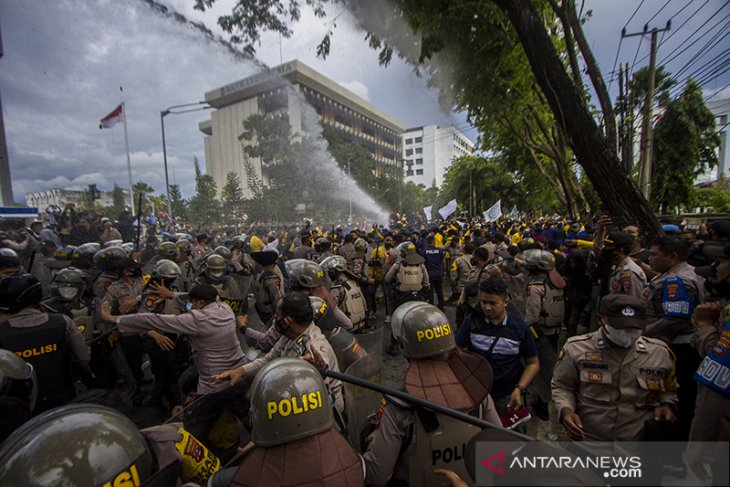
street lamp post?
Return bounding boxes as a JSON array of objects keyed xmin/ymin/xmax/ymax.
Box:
[{"xmin": 160, "ymin": 101, "xmax": 211, "ymax": 225}]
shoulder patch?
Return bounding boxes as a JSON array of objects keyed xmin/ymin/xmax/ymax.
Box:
[
  {"xmin": 641, "ymin": 336, "xmax": 671, "ymax": 349},
  {"xmin": 565, "ymin": 333, "xmax": 592, "ymax": 344}
]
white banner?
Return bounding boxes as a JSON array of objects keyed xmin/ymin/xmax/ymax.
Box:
[
  {"xmin": 483, "ymin": 199, "xmax": 502, "ymax": 222},
  {"xmin": 438, "ymin": 199, "xmax": 457, "ymax": 220},
  {"xmin": 423, "ymin": 206, "xmax": 433, "ymax": 222}
]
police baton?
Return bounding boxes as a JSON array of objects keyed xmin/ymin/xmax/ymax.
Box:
[{"xmin": 320, "ymin": 368, "xmax": 534, "ymax": 442}]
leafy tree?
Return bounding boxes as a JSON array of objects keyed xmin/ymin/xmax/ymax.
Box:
[
  {"xmin": 168, "ymin": 184, "xmax": 187, "ymax": 221},
  {"xmin": 111, "ymin": 183, "xmax": 128, "ymax": 217},
  {"xmin": 188, "ymin": 156, "xmax": 221, "ymax": 228},
  {"xmin": 651, "ymin": 79, "xmax": 720, "ymax": 213},
  {"xmin": 696, "ymin": 177, "xmax": 730, "ymax": 213},
  {"xmin": 199, "ymin": 0, "xmax": 663, "ymax": 235},
  {"xmin": 132, "ymin": 181, "xmax": 155, "ymax": 210},
  {"xmin": 221, "ymin": 172, "xmax": 246, "ymax": 225}
]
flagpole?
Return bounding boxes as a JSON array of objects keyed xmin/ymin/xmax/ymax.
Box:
[{"xmin": 120, "ymin": 87, "xmax": 135, "ymax": 214}]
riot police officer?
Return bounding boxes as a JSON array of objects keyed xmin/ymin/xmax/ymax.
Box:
[
  {"xmin": 522, "ymin": 248, "xmax": 565, "ymax": 419},
  {"xmin": 251, "ymin": 249, "xmax": 284, "ymax": 324},
  {"xmin": 384, "ymin": 242, "xmax": 430, "ymax": 310},
  {"xmin": 0, "ymin": 273, "xmax": 90, "ymax": 414},
  {"xmin": 40, "ymin": 267, "xmax": 93, "ymax": 340},
  {"xmin": 363, "ymin": 302, "xmax": 500, "ymax": 486},
  {"xmin": 208, "ymin": 358, "xmax": 363, "ymax": 487},
  {"xmin": 175, "ymin": 238, "xmax": 198, "ymax": 292},
  {"xmin": 321, "ymin": 255, "xmax": 368, "ymax": 331},
  {"xmin": 197, "ymin": 254, "xmax": 246, "ymax": 316}
]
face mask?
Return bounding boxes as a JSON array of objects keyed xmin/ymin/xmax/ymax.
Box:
[
  {"xmin": 600, "ymin": 248, "xmax": 617, "ymax": 262},
  {"xmin": 603, "ymin": 324, "xmax": 642, "ymax": 348},
  {"xmin": 58, "ymin": 286, "xmax": 78, "ymax": 300},
  {"xmin": 208, "ymin": 271, "xmax": 225, "ymax": 280}
]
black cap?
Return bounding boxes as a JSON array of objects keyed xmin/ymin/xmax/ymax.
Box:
[
  {"xmin": 599, "ymin": 294, "xmax": 646, "ymax": 329},
  {"xmin": 604, "ymin": 231, "xmax": 634, "ymax": 249},
  {"xmin": 189, "ymin": 284, "xmax": 218, "ymax": 301},
  {"xmin": 115, "ymin": 257, "xmax": 140, "ymax": 270},
  {"xmin": 710, "ymin": 220, "xmax": 730, "ymax": 239}
]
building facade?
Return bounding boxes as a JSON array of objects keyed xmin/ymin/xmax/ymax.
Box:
[
  {"xmin": 200, "ymin": 60, "xmax": 405, "ymax": 197},
  {"xmin": 695, "ymin": 97, "xmax": 729, "ymax": 185},
  {"xmin": 402, "ymin": 125, "xmax": 474, "ymax": 188},
  {"xmin": 25, "ymin": 188, "xmax": 130, "ymax": 211}
]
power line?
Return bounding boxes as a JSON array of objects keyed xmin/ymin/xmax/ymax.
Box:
[
  {"xmin": 624, "ymin": 0, "xmax": 647, "ymax": 28},
  {"xmin": 706, "ymin": 82, "xmax": 730, "ymax": 101},
  {"xmin": 647, "ymin": 0, "xmax": 672, "ymax": 23},
  {"xmin": 629, "ymin": 34, "xmax": 645, "ymax": 78},
  {"xmin": 659, "ymin": 10, "xmax": 730, "ymax": 66},
  {"xmin": 672, "ymin": 49, "xmax": 730, "ymax": 91},
  {"xmin": 667, "ymin": 20, "xmax": 730, "ymax": 81}
]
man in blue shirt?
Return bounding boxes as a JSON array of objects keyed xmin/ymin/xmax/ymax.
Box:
[
  {"xmin": 421, "ymin": 234, "xmax": 446, "ymax": 309},
  {"xmin": 456, "ymin": 277, "xmax": 540, "ymax": 415}
]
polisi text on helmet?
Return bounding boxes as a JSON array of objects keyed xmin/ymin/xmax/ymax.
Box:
[
  {"xmin": 416, "ymin": 323, "xmax": 452, "ymax": 342},
  {"xmin": 267, "ymin": 391, "xmax": 323, "ymax": 420}
]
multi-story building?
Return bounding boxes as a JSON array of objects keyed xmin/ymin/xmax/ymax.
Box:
[
  {"xmin": 25, "ymin": 188, "xmax": 130, "ymax": 211},
  {"xmin": 402, "ymin": 125, "xmax": 475, "ymax": 188},
  {"xmin": 695, "ymin": 97, "xmax": 729, "ymax": 185},
  {"xmin": 200, "ymin": 60, "xmax": 405, "ymax": 197}
]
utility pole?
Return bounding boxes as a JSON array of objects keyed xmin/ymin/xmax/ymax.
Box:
[
  {"xmin": 623, "ymin": 21, "xmax": 670, "ymax": 200},
  {"xmin": 618, "ymin": 63, "xmax": 626, "ymax": 170},
  {"xmin": 347, "ymin": 158, "xmax": 353, "ymax": 224},
  {"xmin": 625, "ymin": 62, "xmax": 634, "ymax": 173}
]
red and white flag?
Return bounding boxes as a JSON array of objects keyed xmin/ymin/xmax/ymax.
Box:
[{"xmin": 99, "ymin": 103, "xmax": 124, "ymax": 129}]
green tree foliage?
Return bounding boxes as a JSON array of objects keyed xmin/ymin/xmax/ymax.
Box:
[
  {"xmin": 188, "ymin": 156, "xmax": 221, "ymax": 227},
  {"xmin": 221, "ymin": 171, "xmax": 246, "ymax": 225},
  {"xmin": 168, "ymin": 184, "xmax": 187, "ymax": 221},
  {"xmin": 111, "ymin": 183, "xmax": 128, "ymax": 217},
  {"xmin": 132, "ymin": 181, "xmax": 155, "ymax": 210},
  {"xmin": 696, "ymin": 177, "xmax": 730, "ymax": 213},
  {"xmin": 651, "ymin": 80, "xmax": 720, "ymax": 213}
]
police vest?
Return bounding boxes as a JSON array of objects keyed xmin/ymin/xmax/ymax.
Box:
[
  {"xmin": 397, "ymin": 264, "xmax": 424, "ymax": 292},
  {"xmin": 661, "ymin": 276, "xmax": 694, "ymax": 319},
  {"xmin": 0, "ymin": 314, "xmax": 74, "ymax": 412},
  {"xmin": 531, "ymin": 277, "xmax": 565, "ymax": 330},
  {"xmin": 254, "ymin": 270, "xmax": 280, "ymax": 317},
  {"xmin": 340, "ymin": 278, "xmax": 367, "ymax": 328},
  {"xmin": 407, "ymin": 408, "xmax": 481, "ymax": 487},
  {"xmin": 694, "ymin": 319, "xmax": 730, "ymax": 397}
]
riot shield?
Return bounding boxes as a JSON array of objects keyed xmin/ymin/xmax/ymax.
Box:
[
  {"xmin": 353, "ymin": 324, "xmax": 385, "ymax": 355},
  {"xmin": 343, "ymin": 354, "xmax": 383, "ymax": 452}
]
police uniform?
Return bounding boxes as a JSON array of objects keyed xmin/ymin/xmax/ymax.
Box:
[
  {"xmin": 384, "ymin": 257, "xmax": 430, "ymax": 308},
  {"xmin": 609, "ymin": 255, "xmax": 647, "ymax": 300},
  {"xmin": 330, "ymin": 276, "xmax": 368, "ymax": 330},
  {"xmin": 253, "ymin": 269, "xmax": 283, "ymax": 324},
  {"xmin": 552, "ymin": 332, "xmax": 678, "ymax": 441},
  {"xmin": 450, "ymin": 254, "xmax": 473, "ymax": 297},
  {"xmin": 0, "ymin": 308, "xmax": 90, "ymax": 413},
  {"xmin": 197, "ymin": 275, "xmax": 247, "ymax": 316},
  {"xmin": 364, "ymin": 349, "xmax": 500, "ymax": 486},
  {"xmin": 524, "ymin": 273, "xmax": 565, "ymax": 339}
]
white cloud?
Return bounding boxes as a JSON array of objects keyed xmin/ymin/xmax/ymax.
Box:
[{"xmin": 339, "ymin": 80, "xmax": 370, "ymax": 101}]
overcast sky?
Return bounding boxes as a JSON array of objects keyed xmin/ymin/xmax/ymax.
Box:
[{"xmin": 1, "ymin": 0, "xmax": 728, "ymax": 205}]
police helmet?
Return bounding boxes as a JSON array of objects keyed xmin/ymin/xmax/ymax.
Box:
[
  {"xmin": 285, "ymin": 259, "xmax": 325, "ymax": 289},
  {"xmin": 0, "ymin": 349, "xmax": 37, "ymax": 414},
  {"xmin": 523, "ymin": 249, "xmax": 556, "ymax": 271},
  {"xmin": 320, "ymin": 255, "xmax": 348, "ymax": 277},
  {"xmin": 398, "ymin": 241, "xmax": 416, "ymax": 257},
  {"xmin": 93, "ymin": 246, "xmax": 127, "ymax": 270},
  {"xmin": 102, "ymin": 239, "xmax": 123, "ymax": 248},
  {"xmin": 176, "ymin": 239, "xmax": 193, "ymax": 254},
  {"xmin": 158, "ymin": 241, "xmax": 179, "ymax": 260},
  {"xmin": 54, "ymin": 245, "xmax": 76, "ymax": 262},
  {"xmin": 354, "ymin": 238, "xmax": 368, "ymax": 253},
  {"xmin": 205, "ymin": 254, "xmax": 227, "ymax": 280},
  {"xmin": 308, "ymin": 295, "xmax": 328, "ymax": 325},
  {"xmin": 391, "ymin": 302, "xmax": 455, "ymax": 359},
  {"xmin": 213, "ymin": 246, "xmax": 232, "ymax": 261},
  {"xmin": 0, "ymin": 248, "xmax": 21, "ymax": 269},
  {"xmin": 249, "ymin": 358, "xmax": 334, "ymax": 447},
  {"xmin": 173, "ymin": 232, "xmax": 190, "ymax": 242},
  {"xmin": 71, "ymin": 242, "xmax": 101, "ymax": 269},
  {"xmin": 0, "ymin": 404, "xmax": 156, "ymax": 486},
  {"xmin": 315, "ymin": 237, "xmax": 331, "ymax": 252},
  {"xmin": 120, "ymin": 242, "xmax": 136, "ymax": 255},
  {"xmin": 0, "ymin": 273, "xmax": 43, "ymax": 314},
  {"xmin": 232, "ymin": 235, "xmax": 249, "ymax": 252},
  {"xmin": 152, "ymin": 259, "xmax": 181, "ymax": 282},
  {"xmin": 51, "ymin": 268, "xmax": 86, "ymax": 301}
]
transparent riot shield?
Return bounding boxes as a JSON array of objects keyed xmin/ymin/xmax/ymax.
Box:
[
  {"xmin": 343, "ymin": 354, "xmax": 384, "ymax": 452},
  {"xmin": 353, "ymin": 324, "xmax": 385, "ymax": 356}
]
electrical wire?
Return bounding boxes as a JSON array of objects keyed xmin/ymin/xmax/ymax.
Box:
[
  {"xmin": 647, "ymin": 0, "xmax": 672, "ymax": 23},
  {"xmin": 659, "ymin": 11, "xmax": 730, "ymax": 66}
]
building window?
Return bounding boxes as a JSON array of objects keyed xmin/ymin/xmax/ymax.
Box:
[
  {"xmin": 406, "ymin": 170, "xmax": 414, "ymax": 176},
  {"xmin": 415, "ymin": 136, "xmax": 423, "ymax": 143},
  {"xmin": 405, "ymin": 149, "xmax": 413, "ymax": 156},
  {"xmin": 416, "ymin": 169, "xmax": 423, "ymax": 175},
  {"xmin": 415, "ymin": 158, "xmax": 423, "ymax": 165},
  {"xmin": 405, "ymin": 138, "xmax": 413, "ymax": 144},
  {"xmin": 415, "ymin": 147, "xmax": 422, "ymax": 154}
]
